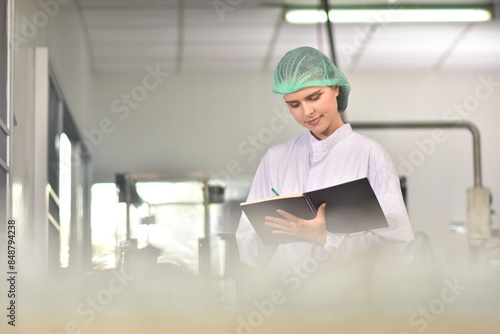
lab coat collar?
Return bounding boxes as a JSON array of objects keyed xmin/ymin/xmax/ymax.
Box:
[{"xmin": 308, "ymin": 123, "xmax": 353, "ymax": 153}]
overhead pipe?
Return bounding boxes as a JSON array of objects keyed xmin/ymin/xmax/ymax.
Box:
[{"xmin": 321, "ymin": 0, "xmax": 337, "ymax": 65}]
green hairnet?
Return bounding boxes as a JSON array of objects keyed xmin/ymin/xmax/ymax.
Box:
[{"xmin": 272, "ymin": 46, "xmax": 351, "ymax": 112}]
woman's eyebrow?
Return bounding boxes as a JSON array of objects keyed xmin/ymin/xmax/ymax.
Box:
[{"xmin": 284, "ymin": 89, "xmax": 322, "ymax": 103}]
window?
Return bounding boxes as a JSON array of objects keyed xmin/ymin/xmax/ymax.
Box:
[
  {"xmin": 133, "ymin": 181, "xmax": 206, "ymax": 273},
  {"xmin": 90, "ymin": 183, "xmax": 126, "ymax": 270},
  {"xmin": 47, "ymin": 72, "xmax": 90, "ymax": 272},
  {"xmin": 91, "ymin": 180, "xmax": 207, "ymax": 274}
]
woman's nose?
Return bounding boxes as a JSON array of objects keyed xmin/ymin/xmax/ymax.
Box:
[{"xmin": 304, "ymin": 103, "xmax": 315, "ymax": 116}]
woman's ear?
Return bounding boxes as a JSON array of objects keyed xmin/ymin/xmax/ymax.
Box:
[{"xmin": 331, "ymin": 86, "xmax": 340, "ymax": 96}]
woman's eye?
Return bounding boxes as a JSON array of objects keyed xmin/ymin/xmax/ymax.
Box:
[
  {"xmin": 310, "ymin": 95, "xmax": 321, "ymax": 101},
  {"xmin": 290, "ymin": 103, "xmax": 300, "ymax": 108}
]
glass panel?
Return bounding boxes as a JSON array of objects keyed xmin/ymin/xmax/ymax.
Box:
[
  {"xmin": 47, "ymin": 220, "xmax": 61, "ymax": 272},
  {"xmin": 0, "ymin": 127, "xmax": 6, "ymax": 163},
  {"xmin": 48, "ymin": 81, "xmax": 59, "ymax": 196},
  {"xmin": 47, "ymin": 194, "xmax": 59, "ymax": 225},
  {"xmin": 0, "ymin": 168, "xmax": 6, "ymax": 231},
  {"xmin": 59, "ymin": 133, "xmax": 71, "ymax": 268}
]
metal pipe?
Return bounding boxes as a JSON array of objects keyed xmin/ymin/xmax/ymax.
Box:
[
  {"xmin": 350, "ymin": 120, "xmax": 482, "ymax": 187},
  {"xmin": 321, "ymin": 0, "xmax": 337, "ymax": 64}
]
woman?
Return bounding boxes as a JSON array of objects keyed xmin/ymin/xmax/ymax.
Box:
[{"xmin": 236, "ymin": 46, "xmax": 414, "ymax": 271}]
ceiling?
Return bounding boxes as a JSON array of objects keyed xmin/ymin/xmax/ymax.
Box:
[{"xmin": 76, "ymin": 0, "xmax": 500, "ymax": 73}]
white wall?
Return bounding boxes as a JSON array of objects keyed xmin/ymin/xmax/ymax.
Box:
[
  {"xmin": 91, "ymin": 69, "xmax": 500, "ymax": 267},
  {"xmin": 91, "ymin": 70, "xmax": 301, "ymax": 181}
]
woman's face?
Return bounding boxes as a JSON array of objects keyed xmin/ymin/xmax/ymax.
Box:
[{"xmin": 284, "ymin": 86, "xmax": 343, "ymax": 140}]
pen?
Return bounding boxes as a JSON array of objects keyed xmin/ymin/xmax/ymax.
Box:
[{"xmin": 271, "ymin": 188, "xmax": 280, "ymax": 196}]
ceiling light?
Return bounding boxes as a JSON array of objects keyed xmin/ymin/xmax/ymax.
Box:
[{"xmin": 285, "ymin": 8, "xmax": 493, "ymax": 24}]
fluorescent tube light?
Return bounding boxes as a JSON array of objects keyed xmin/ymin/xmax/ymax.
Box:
[{"xmin": 285, "ymin": 8, "xmax": 492, "ymax": 24}]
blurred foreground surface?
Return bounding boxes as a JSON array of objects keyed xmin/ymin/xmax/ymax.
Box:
[{"xmin": 2, "ymin": 250, "xmax": 499, "ymax": 334}]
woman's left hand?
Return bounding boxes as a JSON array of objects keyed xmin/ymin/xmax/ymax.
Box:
[{"xmin": 264, "ymin": 203, "xmax": 327, "ymax": 246}]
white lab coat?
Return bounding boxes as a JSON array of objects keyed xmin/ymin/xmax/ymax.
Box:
[{"xmin": 236, "ymin": 124, "xmax": 414, "ymax": 270}]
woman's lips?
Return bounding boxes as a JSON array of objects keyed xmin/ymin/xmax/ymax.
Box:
[{"xmin": 307, "ymin": 116, "xmax": 322, "ymax": 125}]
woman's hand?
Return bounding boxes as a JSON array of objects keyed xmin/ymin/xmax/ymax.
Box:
[{"xmin": 264, "ymin": 203, "xmax": 327, "ymax": 246}]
